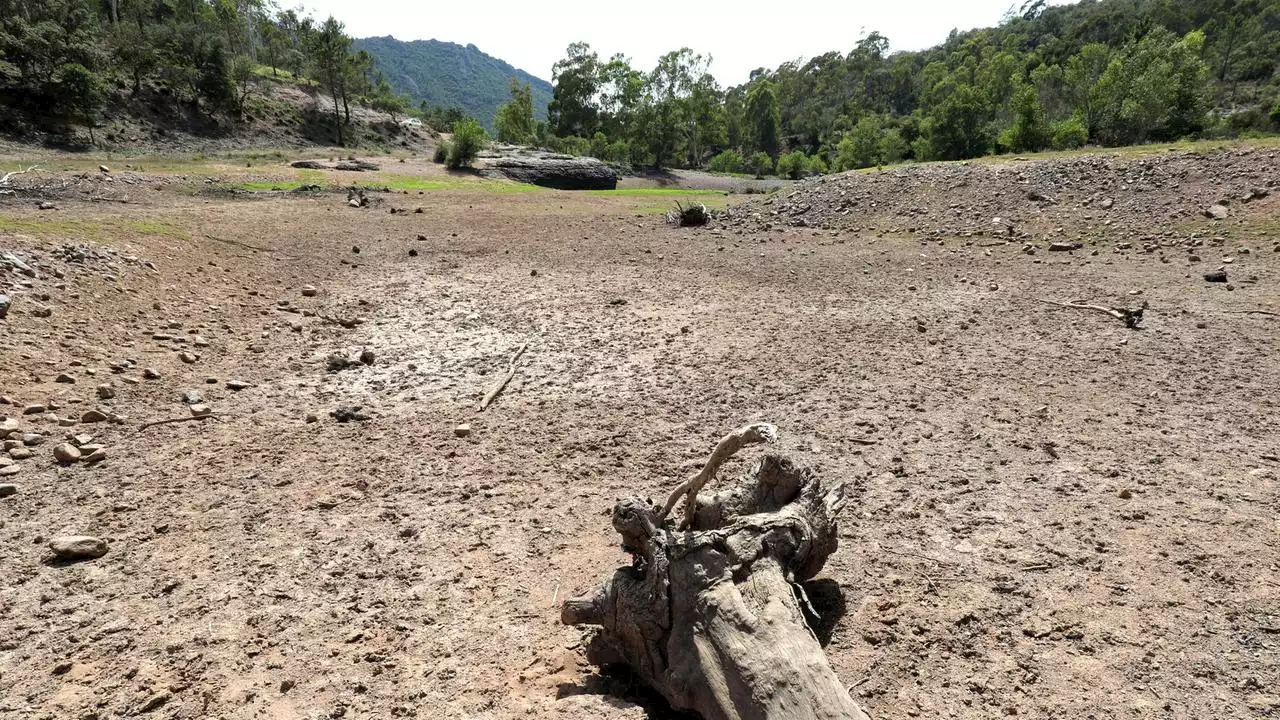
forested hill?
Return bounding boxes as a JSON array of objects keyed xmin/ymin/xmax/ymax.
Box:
[{"xmin": 355, "ymin": 37, "xmax": 552, "ymax": 129}]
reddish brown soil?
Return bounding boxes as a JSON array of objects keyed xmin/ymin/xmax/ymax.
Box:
[{"xmin": 1, "ymin": 149, "xmax": 1278, "ymax": 720}]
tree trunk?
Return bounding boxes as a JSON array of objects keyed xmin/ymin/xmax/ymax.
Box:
[
  {"xmin": 562, "ymin": 424, "xmax": 868, "ymax": 720},
  {"xmin": 328, "ymin": 77, "xmax": 344, "ymax": 146}
]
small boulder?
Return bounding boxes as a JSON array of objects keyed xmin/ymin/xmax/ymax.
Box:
[
  {"xmin": 1204, "ymin": 204, "xmax": 1230, "ymax": 220},
  {"xmin": 48, "ymin": 535, "xmax": 108, "ymax": 560},
  {"xmin": 53, "ymin": 443, "xmax": 82, "ymax": 463}
]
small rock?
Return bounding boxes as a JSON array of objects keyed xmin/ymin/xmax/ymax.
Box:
[
  {"xmin": 97, "ymin": 384, "xmax": 115, "ymax": 400},
  {"xmin": 454, "ymin": 423, "xmax": 472, "ymax": 438},
  {"xmin": 1204, "ymin": 204, "xmax": 1230, "ymax": 220},
  {"xmin": 0, "ymin": 465, "xmax": 18, "ymax": 477},
  {"xmin": 408, "ymin": 248, "xmax": 419, "ymax": 257},
  {"xmin": 136, "ymin": 692, "xmax": 170, "ymax": 713},
  {"xmin": 359, "ymin": 348, "xmax": 375, "ymax": 365},
  {"xmin": 38, "ymin": 201, "xmax": 56, "ymax": 211},
  {"xmin": 83, "ymin": 448, "xmax": 107, "ymax": 463},
  {"xmin": 1204, "ymin": 271, "xmax": 1229, "ymax": 283},
  {"xmin": 305, "ymin": 412, "xmax": 319, "ymax": 424},
  {"xmin": 143, "ymin": 367, "xmax": 161, "ymax": 379},
  {"xmin": 330, "ymin": 405, "xmax": 371, "ymax": 423},
  {"xmin": 0, "ymin": 483, "xmax": 15, "ymax": 497},
  {"xmin": 1048, "ymin": 242, "xmax": 1081, "ymax": 252},
  {"xmin": 1100, "ymin": 198, "xmax": 1114, "ymax": 209},
  {"xmin": 301, "ymin": 285, "xmax": 319, "ymax": 297},
  {"xmin": 30, "ymin": 304, "xmax": 51, "ymax": 318},
  {"xmin": 48, "ymin": 535, "xmax": 108, "ymax": 560},
  {"xmin": 55, "ymin": 373, "xmax": 76, "ymax": 384},
  {"xmin": 23, "ymin": 404, "xmax": 46, "ymax": 415},
  {"xmin": 81, "ymin": 409, "xmax": 108, "ymax": 423},
  {"xmin": 8, "ymin": 447, "xmax": 32, "ymax": 460},
  {"xmin": 189, "ymin": 404, "xmax": 212, "ymax": 417},
  {"xmin": 0, "ymin": 294, "xmax": 9, "ymax": 319},
  {"xmin": 226, "ymin": 380, "xmax": 251, "ymax": 391},
  {"xmin": 178, "ymin": 351, "xmax": 198, "ymax": 364},
  {"xmin": 608, "ymin": 298, "xmax": 628, "ymax": 306},
  {"xmin": 53, "ymin": 661, "xmax": 73, "ymax": 675},
  {"xmin": 22, "ymin": 433, "xmax": 44, "ymax": 446},
  {"xmin": 72, "ymin": 434, "xmax": 95, "ymax": 446},
  {"xmin": 193, "ymin": 335, "xmax": 209, "ymax": 347},
  {"xmin": 53, "ymin": 443, "xmax": 82, "ymax": 463},
  {"xmin": 530, "ymin": 269, "xmax": 538, "ymax": 277},
  {"xmin": 181, "ymin": 390, "xmax": 204, "ymax": 405}
]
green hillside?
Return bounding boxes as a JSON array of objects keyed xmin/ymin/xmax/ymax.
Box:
[{"xmin": 354, "ymin": 37, "xmax": 552, "ymax": 129}]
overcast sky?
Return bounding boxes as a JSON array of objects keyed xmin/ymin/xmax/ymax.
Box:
[{"xmin": 299, "ymin": 0, "xmax": 1074, "ymax": 86}]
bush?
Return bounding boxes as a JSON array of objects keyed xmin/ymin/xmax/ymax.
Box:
[
  {"xmin": 777, "ymin": 150, "xmax": 809, "ymax": 180},
  {"xmin": 1050, "ymin": 117, "xmax": 1089, "ymax": 150},
  {"xmin": 1270, "ymin": 97, "xmax": 1280, "ymax": 128},
  {"xmin": 748, "ymin": 151, "xmax": 774, "ymax": 178},
  {"xmin": 879, "ymin": 129, "xmax": 908, "ymax": 164},
  {"xmin": 447, "ymin": 119, "xmax": 486, "ymax": 169},
  {"xmin": 707, "ymin": 149, "xmax": 744, "ymax": 174},
  {"xmin": 806, "ymin": 153, "xmax": 828, "ymax": 175},
  {"xmin": 432, "ymin": 143, "xmax": 448, "ymax": 163}
]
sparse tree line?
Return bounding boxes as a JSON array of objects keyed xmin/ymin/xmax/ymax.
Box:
[
  {"xmin": 530, "ymin": 0, "xmax": 1279, "ymax": 175},
  {"xmin": 0, "ymin": 0, "xmax": 415, "ymax": 145}
]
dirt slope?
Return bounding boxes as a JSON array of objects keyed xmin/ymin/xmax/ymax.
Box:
[{"xmin": 0, "ymin": 149, "xmax": 1278, "ymax": 720}]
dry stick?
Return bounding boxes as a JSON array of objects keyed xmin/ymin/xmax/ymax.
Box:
[
  {"xmin": 0, "ymin": 165, "xmax": 39, "ymax": 186},
  {"xmin": 1224, "ymin": 309, "xmax": 1280, "ymax": 317},
  {"xmin": 1038, "ymin": 298, "xmax": 1142, "ymax": 328},
  {"xmin": 656, "ymin": 422, "xmax": 779, "ymax": 529},
  {"xmin": 478, "ymin": 342, "xmax": 528, "ymax": 411},
  {"xmin": 138, "ymin": 415, "xmax": 217, "ymax": 432}
]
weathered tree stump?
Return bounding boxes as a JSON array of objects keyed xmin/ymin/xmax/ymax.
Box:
[{"xmin": 562, "ymin": 423, "xmax": 868, "ymax": 720}]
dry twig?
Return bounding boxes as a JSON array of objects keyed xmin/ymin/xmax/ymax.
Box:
[
  {"xmin": 1038, "ymin": 298, "xmax": 1144, "ymax": 329},
  {"xmin": 479, "ymin": 342, "xmax": 528, "ymax": 411}
]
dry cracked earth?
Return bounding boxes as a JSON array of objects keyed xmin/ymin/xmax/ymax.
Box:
[{"xmin": 1, "ymin": 147, "xmax": 1278, "ymax": 720}]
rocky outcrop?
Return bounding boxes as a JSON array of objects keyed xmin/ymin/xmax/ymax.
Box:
[{"xmin": 480, "ymin": 152, "xmax": 618, "ymax": 191}]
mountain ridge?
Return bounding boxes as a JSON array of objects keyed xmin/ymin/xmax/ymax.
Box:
[{"xmin": 354, "ymin": 36, "xmax": 553, "ymax": 129}]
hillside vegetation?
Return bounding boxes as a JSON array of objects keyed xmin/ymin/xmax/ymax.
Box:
[
  {"xmin": 355, "ymin": 37, "xmax": 552, "ymax": 130},
  {"xmin": 0, "ymin": 0, "xmax": 421, "ymax": 149},
  {"xmin": 538, "ymin": 0, "xmax": 1280, "ymax": 172}
]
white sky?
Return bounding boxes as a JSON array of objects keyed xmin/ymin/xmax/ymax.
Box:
[{"xmin": 299, "ymin": 0, "xmax": 1074, "ymax": 86}]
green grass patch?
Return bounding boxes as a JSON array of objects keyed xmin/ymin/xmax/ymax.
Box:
[
  {"xmin": 632, "ymin": 195, "xmax": 732, "ymax": 214},
  {"xmin": 0, "ymin": 215, "xmax": 188, "ymax": 240},
  {"xmin": 587, "ymin": 187, "xmax": 732, "ymax": 198}
]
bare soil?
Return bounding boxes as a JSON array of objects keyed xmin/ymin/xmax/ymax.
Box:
[{"xmin": 1, "ymin": 147, "xmax": 1278, "ymax": 720}]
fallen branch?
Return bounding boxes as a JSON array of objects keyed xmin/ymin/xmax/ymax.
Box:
[
  {"xmin": 1038, "ymin": 298, "xmax": 1144, "ymax": 329},
  {"xmin": 0, "ymin": 165, "xmax": 39, "ymax": 186},
  {"xmin": 138, "ymin": 414, "xmax": 217, "ymax": 431},
  {"xmin": 478, "ymin": 342, "xmax": 528, "ymax": 411},
  {"xmin": 656, "ymin": 421, "xmax": 778, "ymax": 528}
]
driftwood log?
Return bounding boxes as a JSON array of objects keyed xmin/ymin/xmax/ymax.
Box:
[{"xmin": 562, "ymin": 423, "xmax": 868, "ymax": 720}]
